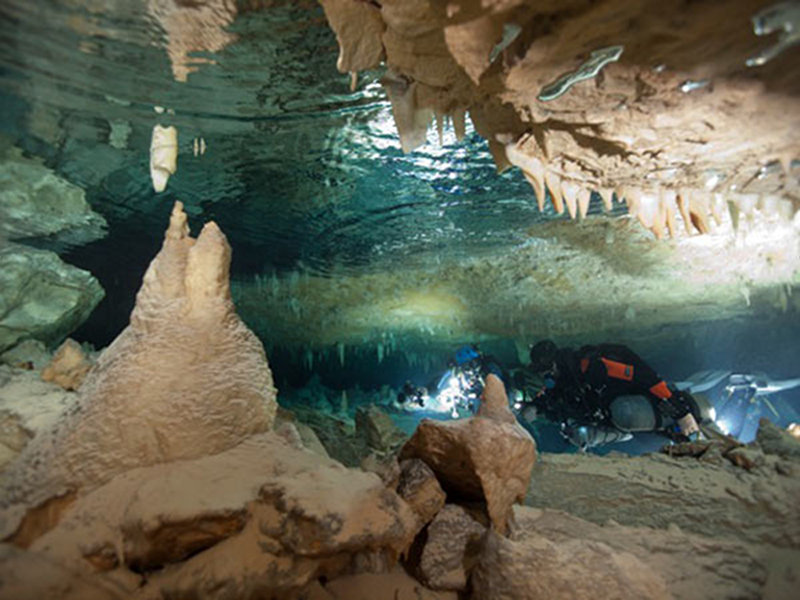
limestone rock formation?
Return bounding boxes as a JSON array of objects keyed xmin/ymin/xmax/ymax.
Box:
[
  {"xmin": 0, "ymin": 202, "xmax": 278, "ymax": 533},
  {"xmin": 524, "ymin": 437, "xmax": 800, "ymax": 549},
  {"xmin": 40, "ymin": 339, "xmax": 92, "ymax": 391},
  {"xmin": 0, "ymin": 339, "xmax": 51, "ymax": 371},
  {"xmin": 419, "ymin": 504, "xmax": 486, "ymax": 592},
  {"xmin": 400, "ymin": 374, "xmax": 536, "ymax": 534},
  {"xmin": 756, "ymin": 417, "xmax": 800, "ymax": 458},
  {"xmin": 1, "ymin": 432, "xmax": 419, "ymax": 599},
  {"xmin": 396, "ymin": 458, "xmax": 446, "ymax": 529},
  {"xmin": 320, "ymin": 0, "xmax": 800, "ymax": 239},
  {"xmin": 472, "ymin": 522, "xmax": 668, "ymax": 600},
  {"xmin": 495, "ymin": 505, "xmax": 788, "ymax": 600},
  {"xmin": 0, "ymin": 142, "xmax": 107, "ymax": 245},
  {"xmin": 0, "ymin": 365, "xmax": 80, "ymax": 474},
  {"xmin": 355, "ymin": 404, "xmax": 407, "ymax": 451},
  {"xmin": 476, "ymin": 371, "xmax": 516, "ymax": 424},
  {"xmin": 0, "ymin": 243, "xmax": 104, "ymax": 353}
]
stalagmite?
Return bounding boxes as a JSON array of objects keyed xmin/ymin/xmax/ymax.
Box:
[
  {"xmin": 149, "ymin": 124, "xmax": 178, "ymax": 193},
  {"xmin": 635, "ymin": 191, "xmax": 667, "ymax": 238},
  {"xmin": 728, "ymin": 198, "xmax": 742, "ymax": 231},
  {"xmin": 693, "ymin": 192, "xmax": 713, "ymax": 233},
  {"xmin": 0, "ymin": 202, "xmax": 278, "ymax": 527},
  {"xmin": 319, "ymin": 0, "xmax": 385, "ymax": 74}
]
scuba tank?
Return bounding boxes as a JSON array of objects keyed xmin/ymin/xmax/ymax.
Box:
[{"xmin": 561, "ymin": 421, "xmax": 633, "ymax": 450}]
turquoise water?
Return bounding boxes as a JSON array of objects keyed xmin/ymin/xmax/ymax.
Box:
[{"xmin": 1, "ymin": 1, "xmax": 798, "ymax": 454}]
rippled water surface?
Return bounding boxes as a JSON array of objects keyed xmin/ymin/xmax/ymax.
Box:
[{"xmin": 0, "ymin": 0, "xmax": 618, "ymax": 278}]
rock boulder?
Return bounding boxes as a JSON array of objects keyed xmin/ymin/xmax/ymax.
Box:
[
  {"xmin": 419, "ymin": 504, "xmax": 486, "ymax": 591},
  {"xmin": 0, "ymin": 144, "xmax": 106, "ymax": 245},
  {"xmin": 399, "ymin": 375, "xmax": 536, "ymax": 534},
  {"xmin": 471, "ymin": 518, "xmax": 669, "ymax": 600},
  {"xmin": 396, "ymin": 458, "xmax": 446, "ymax": 529},
  {"xmin": 12, "ymin": 432, "xmax": 418, "ymax": 599},
  {"xmin": 757, "ymin": 418, "xmax": 800, "ymax": 459},
  {"xmin": 0, "ymin": 243, "xmax": 104, "ymax": 354},
  {"xmin": 40, "ymin": 339, "xmax": 91, "ymax": 391}
]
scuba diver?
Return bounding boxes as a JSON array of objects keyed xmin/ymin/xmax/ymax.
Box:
[
  {"xmin": 518, "ymin": 340, "xmax": 705, "ymax": 450},
  {"xmin": 396, "ymin": 345, "xmax": 505, "ymax": 417},
  {"xmin": 397, "ymin": 380, "xmax": 428, "ymax": 407},
  {"xmin": 675, "ymin": 370, "xmax": 800, "ymax": 442}
]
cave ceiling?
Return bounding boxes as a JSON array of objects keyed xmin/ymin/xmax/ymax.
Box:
[{"xmin": 0, "ymin": 0, "xmax": 799, "ymax": 356}]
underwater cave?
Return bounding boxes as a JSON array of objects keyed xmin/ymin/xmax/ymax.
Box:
[{"xmin": 0, "ymin": 1, "xmax": 799, "ymax": 598}]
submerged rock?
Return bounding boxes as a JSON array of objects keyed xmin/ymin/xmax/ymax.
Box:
[
  {"xmin": 0, "ymin": 544, "xmax": 123, "ymax": 600},
  {"xmin": 0, "ymin": 366, "xmax": 78, "ymax": 473},
  {"xmin": 0, "ymin": 144, "xmax": 106, "ymax": 245},
  {"xmin": 0, "ymin": 202, "xmax": 278, "ymax": 534},
  {"xmin": 40, "ymin": 339, "xmax": 92, "ymax": 391},
  {"xmin": 0, "ymin": 339, "xmax": 51, "ymax": 371},
  {"xmin": 472, "ymin": 525, "xmax": 668, "ymax": 600},
  {"xmin": 0, "ymin": 243, "xmax": 104, "ymax": 353},
  {"xmin": 525, "ymin": 444, "xmax": 800, "ymax": 549},
  {"xmin": 396, "ymin": 458, "xmax": 445, "ymax": 529},
  {"xmin": 419, "ymin": 504, "xmax": 486, "ymax": 592},
  {"xmin": 500, "ymin": 506, "xmax": 774, "ymax": 600},
  {"xmin": 3, "ymin": 432, "xmax": 418, "ymax": 598},
  {"xmin": 757, "ymin": 417, "xmax": 800, "ymax": 458},
  {"xmin": 290, "ymin": 406, "xmax": 370, "ymax": 467},
  {"xmin": 318, "ymin": 565, "xmax": 457, "ymax": 600},
  {"xmin": 355, "ymin": 404, "xmax": 407, "ymax": 452},
  {"xmin": 399, "ymin": 375, "xmax": 536, "ymax": 534}
]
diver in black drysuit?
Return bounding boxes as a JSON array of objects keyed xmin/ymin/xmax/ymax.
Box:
[{"xmin": 518, "ymin": 340, "xmax": 703, "ymax": 448}]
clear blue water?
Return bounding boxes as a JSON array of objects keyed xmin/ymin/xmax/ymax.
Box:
[{"xmin": 1, "ymin": 0, "xmax": 798, "ymax": 454}]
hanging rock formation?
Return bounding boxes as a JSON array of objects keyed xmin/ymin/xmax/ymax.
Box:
[
  {"xmin": 0, "ymin": 202, "xmax": 278, "ymax": 537},
  {"xmin": 319, "ymin": 0, "xmax": 800, "ymax": 239}
]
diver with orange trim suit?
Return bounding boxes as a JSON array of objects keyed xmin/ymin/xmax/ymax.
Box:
[{"xmin": 520, "ymin": 340, "xmax": 702, "ymax": 449}]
